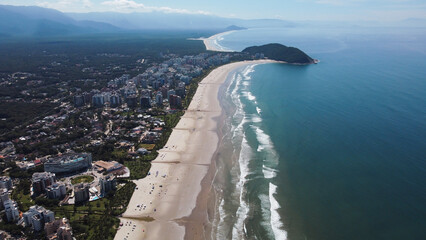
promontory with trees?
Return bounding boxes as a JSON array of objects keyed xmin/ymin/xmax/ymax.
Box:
[{"xmin": 242, "ymin": 43, "xmax": 318, "ymax": 64}]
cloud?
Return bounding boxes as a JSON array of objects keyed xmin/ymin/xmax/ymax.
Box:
[
  {"xmin": 313, "ymin": 0, "xmax": 371, "ymax": 6},
  {"xmin": 101, "ymin": 0, "xmax": 210, "ymax": 15},
  {"xmin": 314, "ymin": 0, "xmax": 423, "ymax": 6},
  {"xmin": 36, "ymin": 0, "xmax": 93, "ymax": 10}
]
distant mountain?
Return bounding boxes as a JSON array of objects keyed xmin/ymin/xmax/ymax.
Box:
[
  {"xmin": 66, "ymin": 12, "xmax": 296, "ymax": 30},
  {"xmin": 225, "ymin": 25, "xmax": 247, "ymax": 31},
  {"xmin": 0, "ymin": 5, "xmax": 120, "ymax": 37},
  {"xmin": 0, "ymin": 4, "xmax": 297, "ymax": 38},
  {"xmin": 242, "ymin": 43, "xmax": 316, "ymax": 64}
]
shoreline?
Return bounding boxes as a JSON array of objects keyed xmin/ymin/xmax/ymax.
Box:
[
  {"xmin": 189, "ymin": 30, "xmax": 239, "ymax": 52},
  {"xmin": 114, "ymin": 60, "xmax": 280, "ymax": 240}
]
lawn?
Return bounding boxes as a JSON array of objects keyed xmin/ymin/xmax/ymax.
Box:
[{"xmin": 71, "ymin": 175, "xmax": 95, "ymax": 185}]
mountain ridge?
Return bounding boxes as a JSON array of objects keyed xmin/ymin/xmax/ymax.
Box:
[{"xmin": 0, "ymin": 5, "xmax": 121, "ymax": 37}]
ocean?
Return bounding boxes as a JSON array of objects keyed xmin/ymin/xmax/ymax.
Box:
[{"xmin": 210, "ymin": 27, "xmax": 426, "ymax": 240}]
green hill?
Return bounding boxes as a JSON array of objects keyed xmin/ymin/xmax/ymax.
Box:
[{"xmin": 242, "ymin": 43, "xmax": 316, "ymax": 64}]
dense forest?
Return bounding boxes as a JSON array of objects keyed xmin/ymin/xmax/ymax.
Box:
[{"xmin": 242, "ymin": 43, "xmax": 315, "ymax": 64}]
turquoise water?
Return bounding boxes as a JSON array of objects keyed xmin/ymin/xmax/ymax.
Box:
[{"xmin": 211, "ymin": 28, "xmax": 426, "ymax": 240}]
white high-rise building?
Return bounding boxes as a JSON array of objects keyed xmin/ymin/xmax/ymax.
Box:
[
  {"xmin": 23, "ymin": 205, "xmax": 55, "ymax": 230},
  {"xmin": 4, "ymin": 199, "xmax": 19, "ymax": 222}
]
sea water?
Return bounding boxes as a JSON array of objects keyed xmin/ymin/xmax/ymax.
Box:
[{"xmin": 211, "ymin": 27, "xmax": 426, "ymax": 240}]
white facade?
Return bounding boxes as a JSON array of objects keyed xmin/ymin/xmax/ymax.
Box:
[
  {"xmin": 4, "ymin": 200, "xmax": 19, "ymax": 222},
  {"xmin": 23, "ymin": 205, "xmax": 55, "ymax": 230}
]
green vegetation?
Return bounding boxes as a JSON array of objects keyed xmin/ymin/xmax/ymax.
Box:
[
  {"xmin": 46, "ymin": 182, "xmax": 135, "ymax": 240},
  {"xmin": 0, "ymin": 32, "xmax": 209, "ymax": 143},
  {"xmin": 71, "ymin": 175, "xmax": 95, "ymax": 185},
  {"xmin": 0, "ymin": 33, "xmax": 208, "ymax": 75},
  {"xmin": 124, "ymin": 160, "xmax": 151, "ymax": 179},
  {"xmin": 34, "ymin": 196, "xmax": 60, "ymax": 209},
  {"xmin": 0, "ymin": 221, "xmax": 25, "ymax": 237},
  {"xmin": 9, "ymin": 164, "xmax": 44, "ymax": 179},
  {"xmin": 0, "ymin": 31, "xmax": 251, "ymax": 239},
  {"xmin": 183, "ymin": 66, "xmax": 216, "ymax": 108},
  {"xmin": 109, "ymin": 182, "xmax": 136, "ymax": 215},
  {"xmin": 155, "ymin": 112, "xmax": 184, "ymax": 150},
  {"xmin": 123, "ymin": 111, "xmax": 183, "ymax": 179},
  {"xmin": 0, "ymin": 102, "xmax": 58, "ymax": 136},
  {"xmin": 51, "ymin": 198, "xmax": 118, "ymax": 240},
  {"xmin": 11, "ymin": 179, "xmax": 33, "ymax": 212},
  {"xmin": 242, "ymin": 43, "xmax": 315, "ymax": 64}
]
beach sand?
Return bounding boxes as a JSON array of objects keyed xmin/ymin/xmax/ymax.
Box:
[
  {"xmin": 114, "ymin": 60, "xmax": 278, "ymax": 240},
  {"xmin": 190, "ymin": 31, "xmax": 237, "ymax": 52}
]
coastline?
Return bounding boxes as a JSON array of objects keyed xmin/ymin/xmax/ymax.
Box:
[
  {"xmin": 189, "ymin": 30, "xmax": 238, "ymax": 52},
  {"xmin": 114, "ymin": 60, "xmax": 279, "ymax": 240}
]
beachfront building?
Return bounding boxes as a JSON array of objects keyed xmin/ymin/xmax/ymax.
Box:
[
  {"xmin": 93, "ymin": 160, "xmax": 124, "ymax": 173},
  {"xmin": 99, "ymin": 175, "xmax": 117, "ymax": 197},
  {"xmin": 74, "ymin": 183, "xmax": 90, "ymax": 204},
  {"xmin": 169, "ymin": 94, "xmax": 182, "ymax": 109},
  {"xmin": 44, "ymin": 152, "xmax": 92, "ymax": 174},
  {"xmin": 32, "ymin": 172, "xmax": 56, "ymax": 195}
]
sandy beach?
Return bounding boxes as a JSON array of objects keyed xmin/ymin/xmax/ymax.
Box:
[
  {"xmin": 188, "ymin": 31, "xmax": 238, "ymax": 52},
  {"xmin": 114, "ymin": 60, "xmax": 278, "ymax": 240}
]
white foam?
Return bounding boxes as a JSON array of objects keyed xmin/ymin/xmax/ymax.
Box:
[
  {"xmin": 251, "ymin": 125, "xmax": 280, "ymax": 180},
  {"xmin": 251, "ymin": 115, "xmax": 262, "ymax": 123},
  {"xmin": 212, "ymin": 30, "xmax": 235, "ymax": 50},
  {"xmin": 269, "ymin": 183, "xmax": 287, "ymax": 240},
  {"xmin": 222, "ymin": 62, "xmax": 286, "ymax": 240},
  {"xmin": 242, "ymin": 64, "xmax": 257, "ymax": 80},
  {"xmin": 226, "ymin": 73, "xmax": 237, "ymax": 94},
  {"xmin": 247, "ymin": 91, "xmax": 256, "ymax": 102},
  {"xmin": 263, "ymin": 165, "xmax": 277, "ymax": 179},
  {"xmin": 253, "ymin": 126, "xmax": 273, "ymax": 147},
  {"xmin": 232, "ymin": 137, "xmax": 252, "ymax": 239},
  {"xmin": 212, "ymin": 37, "xmax": 232, "ymax": 52},
  {"xmin": 215, "ymin": 198, "xmax": 227, "ymax": 240},
  {"xmin": 256, "ymin": 106, "xmax": 262, "ymax": 115},
  {"xmin": 227, "ymin": 69, "xmax": 251, "ymax": 239},
  {"xmin": 259, "ymin": 193, "xmax": 276, "ymax": 239}
]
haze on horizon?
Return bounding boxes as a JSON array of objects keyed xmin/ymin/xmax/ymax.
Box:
[{"xmin": 1, "ymin": 0, "xmax": 426, "ymax": 22}]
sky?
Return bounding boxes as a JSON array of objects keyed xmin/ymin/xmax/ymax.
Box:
[{"xmin": 1, "ymin": 0, "xmax": 426, "ymax": 22}]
